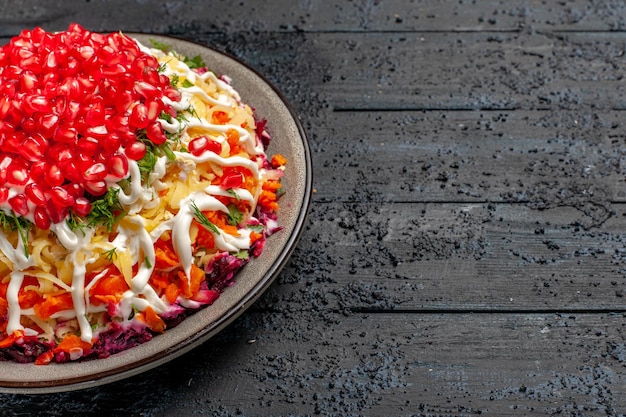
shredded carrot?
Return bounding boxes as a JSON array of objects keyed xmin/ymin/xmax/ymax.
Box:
[
  {"xmin": 271, "ymin": 154, "xmax": 287, "ymax": 168},
  {"xmin": 35, "ymin": 350, "xmax": 54, "ymax": 365},
  {"xmin": 88, "ymin": 271, "xmax": 129, "ymax": 307},
  {"xmin": 195, "ymin": 222, "xmax": 216, "ymax": 249},
  {"xmin": 142, "ymin": 306, "xmax": 166, "ymax": 333},
  {"xmin": 212, "ymin": 110, "xmax": 230, "ymax": 124},
  {"xmin": 34, "ymin": 293, "xmax": 74, "ymax": 319},
  {"xmin": 177, "ymin": 264, "xmax": 205, "ymax": 298},
  {"xmin": 165, "ymin": 283, "xmax": 179, "ymax": 303},
  {"xmin": 262, "ymin": 180, "xmax": 282, "ymax": 192},
  {"xmin": 54, "ymin": 334, "xmax": 92, "ymax": 353},
  {"xmin": 0, "ymin": 330, "xmax": 23, "ymax": 349},
  {"xmin": 226, "ymin": 128, "xmax": 242, "ymax": 154},
  {"xmin": 250, "ymin": 231, "xmax": 263, "ymax": 244},
  {"xmin": 155, "ymin": 239, "xmax": 179, "ymax": 269}
]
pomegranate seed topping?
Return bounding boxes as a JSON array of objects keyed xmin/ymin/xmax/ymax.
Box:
[
  {"xmin": 0, "ymin": 24, "xmax": 181, "ymax": 223},
  {"xmin": 50, "ymin": 186, "xmax": 75, "ymax": 207},
  {"xmin": 188, "ymin": 136, "xmax": 222, "ymax": 156},
  {"xmin": 45, "ymin": 199, "xmax": 68, "ymax": 224},
  {"xmin": 146, "ymin": 121, "xmax": 166, "ymax": 145},
  {"xmin": 83, "ymin": 162, "xmax": 107, "ymax": 182},
  {"xmin": 45, "ymin": 163, "xmax": 64, "ymax": 187},
  {"xmin": 30, "ymin": 160, "xmax": 47, "ymax": 182},
  {"xmin": 188, "ymin": 136, "xmax": 208, "ymax": 156},
  {"xmin": 101, "ymin": 133, "xmax": 122, "ymax": 153},
  {"xmin": 72, "ymin": 197, "xmax": 91, "ymax": 217},
  {"xmin": 20, "ymin": 133, "xmax": 49, "ymax": 162},
  {"xmin": 6, "ymin": 161, "xmax": 30, "ymax": 185},
  {"xmin": 221, "ymin": 172, "xmax": 243, "ymax": 189},
  {"xmin": 125, "ymin": 141, "xmax": 146, "ymax": 160},
  {"xmin": 22, "ymin": 95, "xmax": 49, "ymax": 114},
  {"xmin": 53, "ymin": 125, "xmax": 77, "ymax": 143},
  {"xmin": 25, "ymin": 183, "xmax": 46, "ymax": 206},
  {"xmin": 64, "ymin": 183, "xmax": 85, "ymax": 199},
  {"xmin": 33, "ymin": 206, "xmax": 51, "ymax": 229},
  {"xmin": 107, "ymin": 153, "xmax": 129, "ymax": 178},
  {"xmin": 129, "ymin": 103, "xmax": 149, "ymax": 129},
  {"xmin": 9, "ymin": 194, "xmax": 29, "ymax": 216},
  {"xmin": 84, "ymin": 180, "xmax": 107, "ymax": 196}
]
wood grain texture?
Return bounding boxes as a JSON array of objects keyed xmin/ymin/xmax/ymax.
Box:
[{"xmin": 1, "ymin": 1, "xmax": 626, "ymax": 416}]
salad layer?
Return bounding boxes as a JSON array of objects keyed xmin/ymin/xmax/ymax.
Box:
[{"xmin": 0, "ymin": 24, "xmax": 285, "ymax": 364}]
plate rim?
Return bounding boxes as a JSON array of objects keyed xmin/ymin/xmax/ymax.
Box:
[{"xmin": 0, "ymin": 33, "xmax": 313, "ymax": 394}]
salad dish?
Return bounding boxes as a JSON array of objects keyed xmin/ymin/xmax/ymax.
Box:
[{"xmin": 0, "ymin": 26, "xmax": 311, "ymax": 392}]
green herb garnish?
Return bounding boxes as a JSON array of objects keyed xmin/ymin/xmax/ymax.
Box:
[
  {"xmin": 182, "ymin": 79, "xmax": 194, "ymax": 88},
  {"xmin": 184, "ymin": 54, "xmax": 206, "ymax": 69},
  {"xmin": 150, "ymin": 39, "xmax": 172, "ymax": 53},
  {"xmin": 0, "ymin": 211, "xmax": 32, "ymax": 257},
  {"xmin": 87, "ymin": 187, "xmax": 126, "ymax": 231},
  {"xmin": 226, "ymin": 189, "xmax": 240, "ymax": 200},
  {"xmin": 234, "ymin": 250, "xmax": 249, "ymax": 260},
  {"xmin": 226, "ymin": 204, "xmax": 243, "ymax": 226},
  {"xmin": 190, "ymin": 202, "xmax": 220, "ymax": 234},
  {"xmin": 103, "ymin": 247, "xmax": 118, "ymax": 262},
  {"xmin": 247, "ymin": 224, "xmax": 264, "ymax": 233},
  {"xmin": 66, "ymin": 211, "xmax": 87, "ymax": 235}
]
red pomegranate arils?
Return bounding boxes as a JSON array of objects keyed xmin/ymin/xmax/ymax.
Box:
[{"xmin": 0, "ymin": 24, "xmax": 181, "ymax": 225}]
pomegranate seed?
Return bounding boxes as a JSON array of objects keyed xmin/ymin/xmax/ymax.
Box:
[
  {"xmin": 0, "ymin": 188, "xmax": 8, "ymax": 203},
  {"xmin": 61, "ymin": 161, "xmax": 82, "ymax": 183},
  {"xmin": 19, "ymin": 71, "xmax": 37, "ymax": 91},
  {"xmin": 53, "ymin": 125, "xmax": 77, "ymax": 143},
  {"xmin": 83, "ymin": 162, "xmax": 107, "ymax": 181},
  {"xmin": 101, "ymin": 133, "xmax": 122, "ymax": 153},
  {"xmin": 20, "ymin": 133, "xmax": 49, "ymax": 162},
  {"xmin": 35, "ymin": 113, "xmax": 59, "ymax": 137},
  {"xmin": 45, "ymin": 163, "xmax": 64, "ymax": 187},
  {"xmin": 25, "ymin": 183, "xmax": 46, "ymax": 206},
  {"xmin": 125, "ymin": 141, "xmax": 146, "ymax": 160},
  {"xmin": 145, "ymin": 99, "xmax": 163, "ymax": 121},
  {"xmin": 76, "ymin": 136, "xmax": 100, "ymax": 155},
  {"xmin": 9, "ymin": 194, "xmax": 29, "ymax": 216},
  {"xmin": 22, "ymin": 94, "xmax": 49, "ymax": 114},
  {"xmin": 188, "ymin": 136, "xmax": 222, "ymax": 156},
  {"xmin": 146, "ymin": 121, "xmax": 166, "ymax": 145},
  {"xmin": 30, "ymin": 160, "xmax": 47, "ymax": 182},
  {"xmin": 84, "ymin": 180, "xmax": 107, "ymax": 196},
  {"xmin": 64, "ymin": 183, "xmax": 84, "ymax": 199},
  {"xmin": 45, "ymin": 199, "xmax": 68, "ymax": 224},
  {"xmin": 221, "ymin": 172, "xmax": 243, "ymax": 189},
  {"xmin": 106, "ymin": 153, "xmax": 129, "ymax": 178},
  {"xmin": 6, "ymin": 161, "xmax": 30, "ymax": 185},
  {"xmin": 134, "ymin": 81, "xmax": 159, "ymax": 99},
  {"xmin": 85, "ymin": 124, "xmax": 108, "ymax": 140},
  {"xmin": 129, "ymin": 103, "xmax": 149, "ymax": 129},
  {"xmin": 33, "ymin": 206, "xmax": 51, "ymax": 229},
  {"xmin": 72, "ymin": 197, "xmax": 91, "ymax": 217},
  {"xmin": 49, "ymin": 186, "xmax": 75, "ymax": 207}
]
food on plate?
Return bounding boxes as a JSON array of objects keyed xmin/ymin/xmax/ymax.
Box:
[{"xmin": 0, "ymin": 24, "xmax": 285, "ymax": 364}]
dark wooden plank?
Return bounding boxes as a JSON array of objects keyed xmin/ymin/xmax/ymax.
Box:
[
  {"xmin": 309, "ymin": 110, "xmax": 626, "ymax": 204},
  {"xmin": 1, "ymin": 0, "xmax": 626, "ymax": 35},
  {"xmin": 2, "ymin": 311, "xmax": 625, "ymax": 416},
  {"xmin": 304, "ymin": 31, "xmax": 626, "ymax": 111},
  {"xmin": 259, "ymin": 201, "xmax": 626, "ymax": 312}
]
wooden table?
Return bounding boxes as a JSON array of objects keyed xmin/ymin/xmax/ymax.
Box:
[{"xmin": 3, "ymin": 1, "xmax": 626, "ymax": 415}]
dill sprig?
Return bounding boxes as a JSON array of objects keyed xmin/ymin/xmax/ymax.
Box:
[
  {"xmin": 190, "ymin": 202, "xmax": 219, "ymax": 234},
  {"xmin": 87, "ymin": 188, "xmax": 126, "ymax": 231}
]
